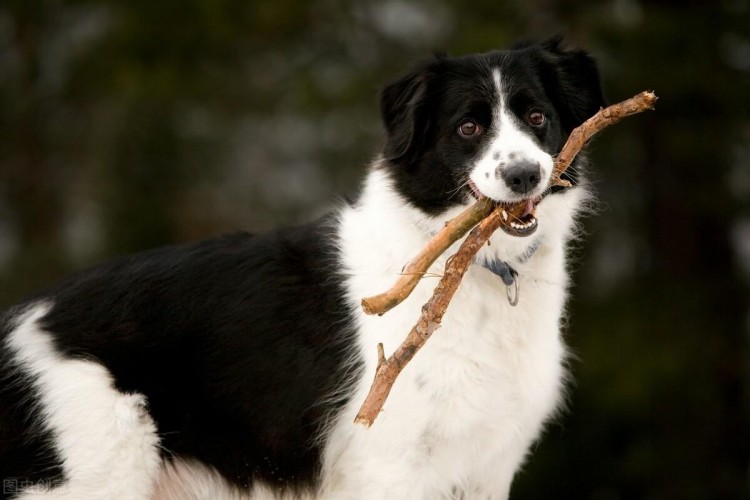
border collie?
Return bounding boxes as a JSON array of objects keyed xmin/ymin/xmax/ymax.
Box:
[{"xmin": 0, "ymin": 38, "xmax": 604, "ymax": 500}]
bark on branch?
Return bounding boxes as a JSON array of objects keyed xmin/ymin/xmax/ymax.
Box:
[
  {"xmin": 360, "ymin": 197, "xmax": 494, "ymax": 315},
  {"xmin": 354, "ymin": 91, "xmax": 657, "ymax": 427}
]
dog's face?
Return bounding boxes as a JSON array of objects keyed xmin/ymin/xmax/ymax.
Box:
[{"xmin": 380, "ymin": 39, "xmax": 605, "ymax": 236}]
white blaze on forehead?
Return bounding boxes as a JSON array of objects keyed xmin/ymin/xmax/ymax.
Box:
[{"xmin": 468, "ymin": 68, "xmax": 553, "ymax": 202}]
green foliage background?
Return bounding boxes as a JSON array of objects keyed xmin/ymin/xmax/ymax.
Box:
[{"xmin": 1, "ymin": 0, "xmax": 748, "ymax": 497}]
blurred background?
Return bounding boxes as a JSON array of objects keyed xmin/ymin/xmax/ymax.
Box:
[{"xmin": 1, "ymin": 0, "xmax": 748, "ymax": 498}]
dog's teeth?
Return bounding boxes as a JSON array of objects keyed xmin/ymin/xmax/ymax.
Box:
[
  {"xmin": 502, "ymin": 210, "xmax": 508, "ymax": 221},
  {"xmin": 508, "ymin": 215, "xmax": 540, "ymax": 232}
]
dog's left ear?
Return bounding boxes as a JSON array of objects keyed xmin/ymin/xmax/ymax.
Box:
[
  {"xmin": 539, "ymin": 38, "xmax": 607, "ymax": 132},
  {"xmin": 380, "ymin": 62, "xmax": 436, "ymax": 165}
]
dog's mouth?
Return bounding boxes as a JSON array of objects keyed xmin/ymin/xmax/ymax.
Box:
[{"xmin": 467, "ymin": 180, "xmax": 542, "ymax": 237}]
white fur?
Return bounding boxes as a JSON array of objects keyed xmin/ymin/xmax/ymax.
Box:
[
  {"xmin": 5, "ymin": 304, "xmax": 161, "ymax": 500},
  {"xmin": 470, "ymin": 69, "xmax": 553, "ymax": 202},
  {"xmin": 318, "ymin": 164, "xmax": 584, "ymax": 499},
  {"xmin": 152, "ymin": 460, "xmax": 245, "ymax": 500},
  {"xmin": 152, "ymin": 459, "xmax": 316, "ymax": 500}
]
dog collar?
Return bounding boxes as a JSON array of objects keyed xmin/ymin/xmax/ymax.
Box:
[
  {"xmin": 482, "ymin": 259, "xmax": 520, "ymax": 306},
  {"xmin": 426, "ymin": 225, "xmax": 541, "ymax": 306},
  {"xmin": 479, "ymin": 236, "xmax": 541, "ymax": 307}
]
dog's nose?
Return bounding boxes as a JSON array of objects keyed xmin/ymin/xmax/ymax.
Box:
[{"xmin": 500, "ymin": 161, "xmax": 541, "ymax": 194}]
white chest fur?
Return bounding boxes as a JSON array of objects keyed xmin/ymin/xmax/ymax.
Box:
[{"xmin": 321, "ymin": 169, "xmax": 585, "ymax": 499}]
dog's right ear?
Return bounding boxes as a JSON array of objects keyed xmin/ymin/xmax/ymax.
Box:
[
  {"xmin": 380, "ymin": 64, "xmax": 434, "ymax": 165},
  {"xmin": 539, "ymin": 37, "xmax": 607, "ymax": 132}
]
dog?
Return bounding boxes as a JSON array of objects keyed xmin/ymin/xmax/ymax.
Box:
[{"xmin": 0, "ymin": 38, "xmax": 605, "ymax": 499}]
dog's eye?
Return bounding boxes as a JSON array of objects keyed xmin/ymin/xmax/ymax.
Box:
[
  {"xmin": 458, "ymin": 121, "xmax": 481, "ymax": 137},
  {"xmin": 527, "ymin": 110, "xmax": 546, "ymax": 127}
]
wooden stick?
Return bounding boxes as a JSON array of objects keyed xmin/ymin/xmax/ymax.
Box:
[
  {"xmin": 354, "ymin": 208, "xmax": 507, "ymax": 426},
  {"xmin": 360, "ymin": 91, "xmax": 658, "ymax": 317},
  {"xmin": 354, "ymin": 91, "xmax": 657, "ymax": 427},
  {"xmin": 361, "ymin": 197, "xmax": 494, "ymax": 315},
  {"xmin": 551, "ymin": 90, "xmax": 658, "ymax": 185}
]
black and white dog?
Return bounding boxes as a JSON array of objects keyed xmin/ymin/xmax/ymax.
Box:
[{"xmin": 0, "ymin": 39, "xmax": 604, "ymax": 499}]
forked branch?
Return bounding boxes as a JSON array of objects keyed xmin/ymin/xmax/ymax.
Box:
[{"xmin": 354, "ymin": 91, "xmax": 658, "ymax": 427}]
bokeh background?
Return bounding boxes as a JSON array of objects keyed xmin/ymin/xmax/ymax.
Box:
[{"xmin": 1, "ymin": 0, "xmax": 748, "ymax": 498}]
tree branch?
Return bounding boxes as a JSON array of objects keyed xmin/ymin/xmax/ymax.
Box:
[
  {"xmin": 354, "ymin": 91, "xmax": 657, "ymax": 427},
  {"xmin": 361, "ymin": 197, "xmax": 494, "ymax": 315},
  {"xmin": 360, "ymin": 91, "xmax": 658, "ymax": 317}
]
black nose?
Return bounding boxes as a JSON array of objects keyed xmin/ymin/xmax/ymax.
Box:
[{"xmin": 500, "ymin": 161, "xmax": 541, "ymax": 194}]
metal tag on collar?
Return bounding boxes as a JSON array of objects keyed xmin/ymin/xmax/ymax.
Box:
[
  {"xmin": 506, "ymin": 272, "xmax": 519, "ymax": 306},
  {"xmin": 482, "ymin": 259, "xmax": 520, "ymax": 306}
]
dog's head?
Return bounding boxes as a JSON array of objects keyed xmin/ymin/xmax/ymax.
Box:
[{"xmin": 379, "ymin": 38, "xmax": 605, "ymax": 237}]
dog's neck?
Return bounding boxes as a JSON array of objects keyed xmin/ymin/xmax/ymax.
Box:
[{"xmin": 354, "ymin": 167, "xmax": 578, "ymax": 266}]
